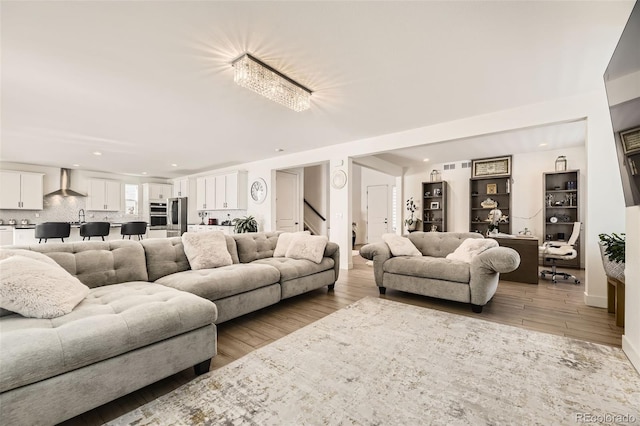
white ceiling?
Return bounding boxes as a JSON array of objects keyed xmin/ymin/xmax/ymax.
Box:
[{"xmin": 0, "ymin": 1, "xmax": 633, "ymax": 178}]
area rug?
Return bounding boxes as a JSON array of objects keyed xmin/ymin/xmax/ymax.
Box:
[{"xmin": 109, "ymin": 297, "xmax": 640, "ymax": 425}]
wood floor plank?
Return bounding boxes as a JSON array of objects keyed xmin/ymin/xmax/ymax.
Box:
[{"xmin": 60, "ymin": 255, "xmax": 622, "ymax": 426}]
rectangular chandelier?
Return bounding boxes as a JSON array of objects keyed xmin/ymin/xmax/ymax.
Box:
[{"xmin": 232, "ymin": 53, "xmax": 312, "ymax": 112}]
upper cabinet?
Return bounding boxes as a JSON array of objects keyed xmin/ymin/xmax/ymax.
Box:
[
  {"xmin": 173, "ymin": 178, "xmax": 191, "ymax": 198},
  {"xmin": 143, "ymin": 183, "xmax": 172, "ymax": 201},
  {"xmin": 0, "ymin": 170, "xmax": 44, "ymax": 210},
  {"xmin": 87, "ymin": 179, "xmax": 122, "ymax": 211},
  {"xmin": 196, "ymin": 171, "xmax": 247, "ymax": 210}
]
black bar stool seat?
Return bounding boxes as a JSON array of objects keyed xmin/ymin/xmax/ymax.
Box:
[
  {"xmin": 121, "ymin": 221, "xmax": 147, "ymax": 240},
  {"xmin": 35, "ymin": 222, "xmax": 71, "ymax": 243},
  {"xmin": 80, "ymin": 222, "xmax": 111, "ymax": 241}
]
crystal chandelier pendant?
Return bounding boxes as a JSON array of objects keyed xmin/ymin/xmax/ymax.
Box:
[{"xmin": 233, "ymin": 54, "xmax": 311, "ymax": 112}]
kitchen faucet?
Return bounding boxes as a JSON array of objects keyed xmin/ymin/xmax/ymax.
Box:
[{"xmin": 78, "ymin": 209, "xmax": 85, "ymax": 224}]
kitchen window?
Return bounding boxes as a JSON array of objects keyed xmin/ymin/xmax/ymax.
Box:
[{"xmin": 125, "ymin": 184, "xmax": 139, "ymax": 215}]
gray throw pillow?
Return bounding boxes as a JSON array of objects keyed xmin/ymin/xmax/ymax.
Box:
[{"xmin": 182, "ymin": 231, "xmax": 233, "ymax": 270}]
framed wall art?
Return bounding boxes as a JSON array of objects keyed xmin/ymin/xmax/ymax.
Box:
[
  {"xmin": 620, "ymin": 126, "xmax": 640, "ymax": 154},
  {"xmin": 486, "ymin": 183, "xmax": 497, "ymax": 194},
  {"xmin": 430, "ymin": 201, "xmax": 440, "ymax": 209},
  {"xmin": 471, "ymin": 155, "xmax": 512, "ymax": 178}
]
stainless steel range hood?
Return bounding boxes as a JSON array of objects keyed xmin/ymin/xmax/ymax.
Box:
[{"xmin": 45, "ymin": 168, "xmax": 86, "ymax": 197}]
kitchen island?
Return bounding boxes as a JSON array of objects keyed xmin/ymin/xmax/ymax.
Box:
[{"xmin": 8, "ymin": 223, "xmax": 146, "ymax": 245}]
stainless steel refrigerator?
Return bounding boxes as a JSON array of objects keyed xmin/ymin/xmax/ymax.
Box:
[{"xmin": 167, "ymin": 197, "xmax": 188, "ymax": 237}]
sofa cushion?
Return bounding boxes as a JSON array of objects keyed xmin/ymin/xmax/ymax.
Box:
[
  {"xmin": 0, "ymin": 256, "xmax": 89, "ymax": 319},
  {"xmin": 285, "ymin": 234, "xmax": 328, "ymax": 264},
  {"xmin": 182, "ymin": 231, "xmax": 232, "ymax": 270},
  {"xmin": 446, "ymin": 238, "xmax": 498, "ymax": 263},
  {"xmin": 253, "ymin": 257, "xmax": 335, "ymax": 282},
  {"xmin": 8, "ymin": 241, "xmax": 149, "ymax": 288},
  {"xmin": 273, "ymin": 231, "xmax": 310, "ymax": 257},
  {"xmin": 0, "ymin": 248, "xmax": 61, "ymax": 267},
  {"xmin": 382, "ymin": 233, "xmax": 422, "ymax": 257},
  {"xmin": 141, "ymin": 236, "xmax": 239, "ymax": 281},
  {"xmin": 234, "ymin": 232, "xmax": 280, "ymax": 263},
  {"xmin": 155, "ymin": 263, "xmax": 280, "ymax": 301},
  {"xmin": 383, "ymin": 256, "xmax": 470, "ymax": 284},
  {"xmin": 0, "ymin": 282, "xmax": 217, "ymax": 392},
  {"xmin": 408, "ymin": 232, "xmax": 484, "ymax": 258}
]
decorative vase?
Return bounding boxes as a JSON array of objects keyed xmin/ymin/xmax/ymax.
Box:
[{"xmin": 599, "ymin": 242, "xmax": 625, "ymax": 281}]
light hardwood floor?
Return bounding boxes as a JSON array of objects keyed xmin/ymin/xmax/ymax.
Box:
[{"xmin": 62, "ymin": 253, "xmax": 623, "ymax": 425}]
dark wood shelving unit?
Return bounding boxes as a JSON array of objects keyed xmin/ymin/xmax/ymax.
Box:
[
  {"xmin": 422, "ymin": 181, "xmax": 447, "ymax": 232},
  {"xmin": 543, "ymin": 170, "xmax": 580, "ymax": 268},
  {"xmin": 469, "ymin": 177, "xmax": 511, "ymax": 235}
]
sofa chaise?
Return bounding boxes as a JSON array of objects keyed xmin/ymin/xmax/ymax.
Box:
[
  {"xmin": 359, "ymin": 232, "xmax": 520, "ymax": 312},
  {"xmin": 0, "ymin": 231, "xmax": 340, "ymax": 425}
]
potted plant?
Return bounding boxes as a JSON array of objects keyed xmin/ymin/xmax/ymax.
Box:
[
  {"xmin": 404, "ymin": 197, "xmax": 421, "ymax": 232},
  {"xmin": 598, "ymin": 232, "xmax": 625, "ymax": 281},
  {"xmin": 232, "ymin": 215, "xmax": 258, "ymax": 233}
]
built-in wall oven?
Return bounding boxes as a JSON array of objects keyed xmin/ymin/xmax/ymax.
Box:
[{"xmin": 149, "ymin": 202, "xmax": 168, "ymax": 228}]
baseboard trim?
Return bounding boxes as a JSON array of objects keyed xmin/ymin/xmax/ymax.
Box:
[
  {"xmin": 622, "ymin": 335, "xmax": 640, "ymax": 375},
  {"xmin": 583, "ymin": 292, "xmax": 607, "ymax": 308}
]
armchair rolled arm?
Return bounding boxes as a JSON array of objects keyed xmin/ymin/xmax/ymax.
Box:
[
  {"xmin": 359, "ymin": 243, "xmax": 391, "ymax": 287},
  {"xmin": 324, "ymin": 241, "xmax": 340, "ymax": 282}
]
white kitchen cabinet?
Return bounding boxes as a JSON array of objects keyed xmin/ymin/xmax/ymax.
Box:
[
  {"xmin": 144, "ymin": 183, "xmax": 172, "ymax": 201},
  {"xmin": 187, "ymin": 224, "xmax": 233, "ymax": 235},
  {"xmin": 13, "ymin": 228, "xmax": 36, "ymax": 245},
  {"xmin": 173, "ymin": 178, "xmax": 191, "ymax": 198},
  {"xmin": 215, "ymin": 172, "xmax": 247, "ymax": 210},
  {"xmin": 196, "ymin": 171, "xmax": 247, "ymax": 210},
  {"xmin": 87, "ymin": 179, "xmax": 122, "ymax": 211},
  {"xmin": 0, "ymin": 226, "xmax": 14, "ymax": 246},
  {"xmin": 196, "ymin": 176, "xmax": 216, "ymax": 210},
  {"xmin": 0, "ymin": 170, "xmax": 44, "ymax": 210}
]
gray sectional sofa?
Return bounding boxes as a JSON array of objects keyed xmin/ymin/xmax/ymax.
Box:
[
  {"xmin": 360, "ymin": 232, "xmax": 520, "ymax": 312},
  {"xmin": 0, "ymin": 231, "xmax": 339, "ymax": 425}
]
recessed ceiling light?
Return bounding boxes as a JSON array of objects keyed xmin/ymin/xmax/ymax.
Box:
[
  {"xmin": 423, "ymin": 158, "xmax": 430, "ymax": 162},
  {"xmin": 275, "ymin": 148, "xmax": 284, "ymax": 152},
  {"xmin": 171, "ymin": 163, "xmax": 178, "ymax": 167},
  {"xmin": 539, "ymin": 143, "xmax": 548, "ymax": 147},
  {"xmin": 93, "ymin": 151, "xmax": 102, "ymax": 156},
  {"xmin": 141, "ymin": 171, "xmax": 147, "ymax": 175},
  {"xmin": 72, "ymin": 164, "xmax": 80, "ymax": 167}
]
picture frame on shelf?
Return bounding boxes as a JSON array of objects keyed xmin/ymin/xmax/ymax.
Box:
[
  {"xmin": 486, "ymin": 183, "xmax": 497, "ymax": 194},
  {"xmin": 620, "ymin": 126, "xmax": 640, "ymax": 154},
  {"xmin": 471, "ymin": 155, "xmax": 512, "ymax": 178},
  {"xmin": 430, "ymin": 201, "xmax": 440, "ymax": 209}
]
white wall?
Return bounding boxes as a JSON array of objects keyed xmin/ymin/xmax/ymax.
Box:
[
  {"xmin": 624, "ymin": 207, "xmax": 640, "ymax": 373},
  {"xmin": 403, "ymin": 146, "xmax": 587, "ymax": 265}
]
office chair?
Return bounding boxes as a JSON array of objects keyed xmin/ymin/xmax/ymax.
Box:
[
  {"xmin": 35, "ymin": 222, "xmax": 71, "ymax": 243},
  {"xmin": 539, "ymin": 222, "xmax": 581, "ymax": 284},
  {"xmin": 80, "ymin": 222, "xmax": 111, "ymax": 241},
  {"xmin": 121, "ymin": 221, "xmax": 147, "ymax": 240}
]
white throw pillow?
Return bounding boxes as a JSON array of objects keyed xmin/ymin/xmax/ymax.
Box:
[
  {"xmin": 285, "ymin": 234, "xmax": 328, "ymax": 264},
  {"xmin": 446, "ymin": 238, "xmax": 498, "ymax": 263},
  {"xmin": 182, "ymin": 231, "xmax": 232, "ymax": 270},
  {"xmin": 382, "ymin": 233, "xmax": 422, "ymax": 257},
  {"xmin": 274, "ymin": 231, "xmax": 311, "ymax": 257},
  {"xmin": 0, "ymin": 256, "xmax": 90, "ymax": 319}
]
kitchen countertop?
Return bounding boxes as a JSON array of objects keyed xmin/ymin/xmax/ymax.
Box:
[{"xmin": 6, "ymin": 222, "xmax": 125, "ymax": 229}]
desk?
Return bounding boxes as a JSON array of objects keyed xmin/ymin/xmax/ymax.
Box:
[
  {"xmin": 607, "ymin": 276, "xmax": 625, "ymax": 327},
  {"xmin": 491, "ymin": 237, "xmax": 539, "ymax": 284}
]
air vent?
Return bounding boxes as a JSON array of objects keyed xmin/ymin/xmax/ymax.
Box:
[
  {"xmin": 443, "ymin": 163, "xmax": 456, "ymax": 170},
  {"xmin": 461, "ymin": 161, "xmax": 472, "ymax": 169}
]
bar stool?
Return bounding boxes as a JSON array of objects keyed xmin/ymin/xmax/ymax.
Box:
[
  {"xmin": 80, "ymin": 222, "xmax": 111, "ymax": 241},
  {"xmin": 121, "ymin": 221, "xmax": 147, "ymax": 240},
  {"xmin": 35, "ymin": 222, "xmax": 71, "ymax": 243}
]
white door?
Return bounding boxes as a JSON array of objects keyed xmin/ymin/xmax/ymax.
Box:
[
  {"xmin": 367, "ymin": 185, "xmax": 389, "ymax": 244},
  {"xmin": 276, "ymin": 171, "xmax": 300, "ymax": 232}
]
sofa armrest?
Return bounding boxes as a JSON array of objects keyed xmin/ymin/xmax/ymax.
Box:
[
  {"xmin": 359, "ymin": 243, "xmax": 391, "ymax": 287},
  {"xmin": 468, "ymin": 247, "xmax": 520, "ymax": 305},
  {"xmin": 324, "ymin": 241, "xmax": 340, "ymax": 282}
]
